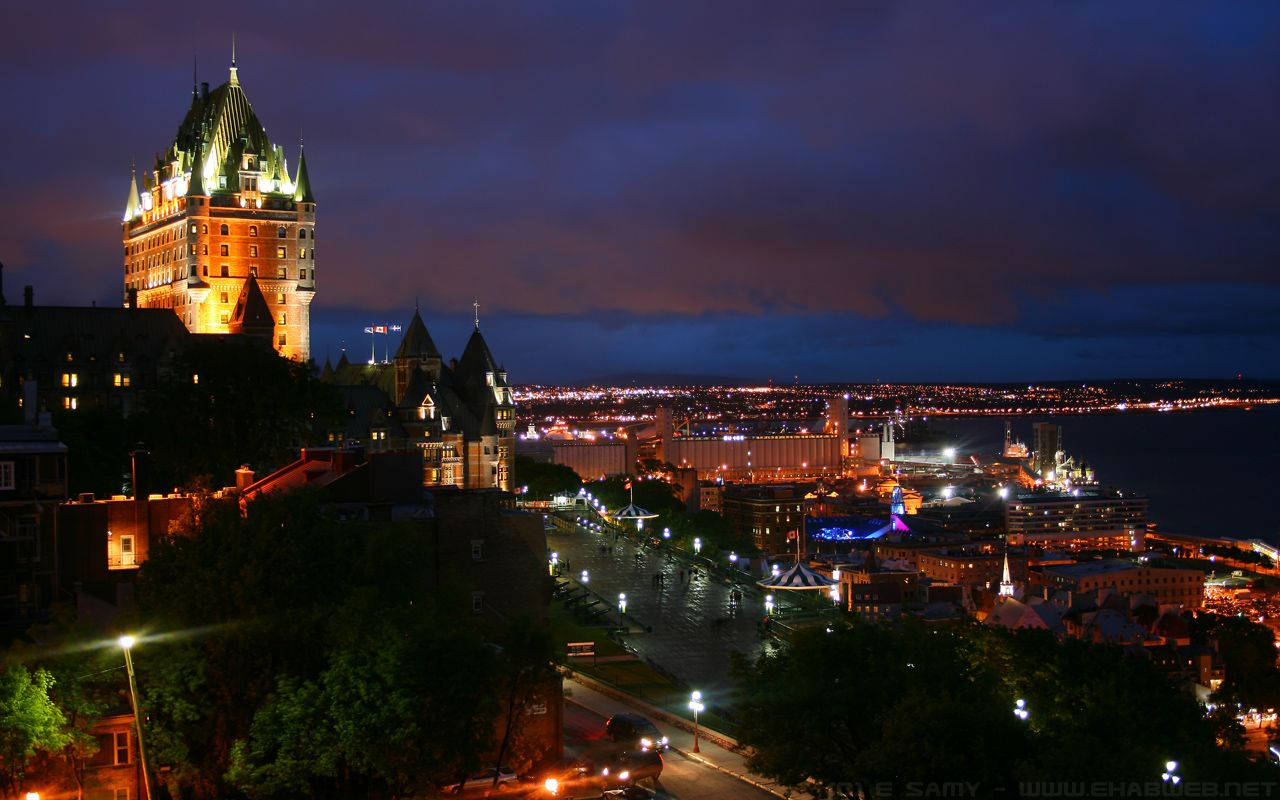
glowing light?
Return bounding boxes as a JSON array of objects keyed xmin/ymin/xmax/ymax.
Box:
[
  {"xmin": 117, "ymin": 635, "xmax": 136, "ymax": 650},
  {"xmin": 943, "ymin": 447, "xmax": 956, "ymax": 460},
  {"xmin": 543, "ymin": 777, "xmax": 558, "ymax": 795},
  {"xmin": 693, "ymin": 537, "xmax": 702, "ymax": 554},
  {"xmin": 580, "ymin": 570, "xmax": 590, "ymax": 584}
]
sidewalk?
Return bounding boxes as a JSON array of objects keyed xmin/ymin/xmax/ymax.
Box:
[{"xmin": 563, "ymin": 673, "xmax": 812, "ymax": 799}]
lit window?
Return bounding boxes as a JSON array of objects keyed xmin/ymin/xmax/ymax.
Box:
[
  {"xmin": 192, "ymin": 373, "xmax": 199, "ymax": 385},
  {"xmin": 249, "ymin": 225, "xmax": 257, "ymax": 237},
  {"xmin": 64, "ymin": 397, "xmax": 77, "ymax": 410},
  {"xmin": 220, "ymin": 244, "xmax": 229, "ymax": 256},
  {"xmin": 277, "ymin": 333, "xmax": 287, "ymax": 346},
  {"xmin": 201, "ymin": 224, "xmax": 207, "ymax": 234},
  {"xmin": 219, "ymin": 312, "xmax": 230, "ymax": 324},
  {"xmin": 278, "ymin": 266, "xmax": 287, "ymax": 278},
  {"xmin": 276, "ymin": 293, "xmax": 286, "ymax": 305},
  {"xmin": 250, "ymin": 245, "xmax": 258, "ymax": 257},
  {"xmin": 278, "ymin": 312, "xmax": 287, "ymax": 325},
  {"xmin": 299, "ymin": 248, "xmax": 306, "ymax": 258},
  {"xmin": 220, "ymin": 291, "xmax": 229, "ymax": 303},
  {"xmin": 113, "ymin": 373, "xmax": 130, "ymax": 388},
  {"xmin": 276, "ymin": 246, "xmax": 287, "ymax": 259}
]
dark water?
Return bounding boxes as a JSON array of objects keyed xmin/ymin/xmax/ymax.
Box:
[{"xmin": 929, "ymin": 408, "xmax": 1280, "ymax": 542}]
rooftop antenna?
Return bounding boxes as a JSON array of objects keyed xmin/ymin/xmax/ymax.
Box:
[{"xmin": 229, "ymin": 33, "xmax": 239, "ymax": 85}]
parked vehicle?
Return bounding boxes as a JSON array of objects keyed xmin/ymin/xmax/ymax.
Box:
[
  {"xmin": 604, "ymin": 713, "xmax": 669, "ymax": 751},
  {"xmin": 452, "ymin": 766, "xmax": 517, "ymax": 793}
]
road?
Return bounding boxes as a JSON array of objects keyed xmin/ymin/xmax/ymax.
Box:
[{"xmin": 563, "ymin": 699, "xmax": 778, "ymax": 800}]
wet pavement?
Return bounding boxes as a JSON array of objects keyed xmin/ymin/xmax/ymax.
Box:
[{"xmin": 549, "ymin": 525, "xmax": 783, "ymax": 695}]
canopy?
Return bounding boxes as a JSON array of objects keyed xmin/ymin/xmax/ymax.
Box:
[
  {"xmin": 756, "ymin": 562, "xmax": 838, "ymax": 590},
  {"xmin": 612, "ymin": 503, "xmax": 658, "ymax": 521}
]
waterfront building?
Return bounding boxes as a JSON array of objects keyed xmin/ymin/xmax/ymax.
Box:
[
  {"xmin": 1031, "ymin": 422, "xmax": 1061, "ymax": 478},
  {"xmin": 121, "ymin": 55, "xmax": 315, "ymax": 361},
  {"xmin": 1005, "ymin": 488, "xmax": 1147, "ymax": 551}
]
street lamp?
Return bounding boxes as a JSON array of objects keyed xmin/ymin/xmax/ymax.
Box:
[
  {"xmin": 1162, "ymin": 761, "xmax": 1180, "ymax": 785},
  {"xmin": 693, "ymin": 537, "xmax": 702, "ymax": 554},
  {"xmin": 689, "ymin": 690, "xmax": 705, "ymax": 753},
  {"xmin": 765, "ymin": 594, "xmax": 774, "ymax": 615},
  {"xmin": 729, "ymin": 551, "xmax": 738, "ymax": 565},
  {"xmin": 581, "ymin": 570, "xmax": 590, "ymax": 584},
  {"xmin": 118, "ymin": 636, "xmax": 153, "ymax": 800},
  {"xmin": 829, "ymin": 585, "xmax": 841, "ymax": 605},
  {"xmin": 618, "ymin": 593, "xmax": 627, "ymax": 614},
  {"xmin": 662, "ymin": 527, "xmax": 671, "ymax": 540},
  {"xmin": 549, "ymin": 552, "xmax": 558, "ymax": 576},
  {"xmin": 770, "ymin": 563, "xmax": 780, "ymax": 578},
  {"xmin": 943, "ymin": 447, "xmax": 956, "ymax": 461},
  {"xmin": 1013, "ymin": 698, "xmax": 1029, "ymax": 721}
]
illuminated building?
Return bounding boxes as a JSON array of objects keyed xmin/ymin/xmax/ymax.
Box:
[
  {"xmin": 1033, "ymin": 559, "xmax": 1204, "ymax": 609},
  {"xmin": 324, "ymin": 309, "xmax": 516, "ymax": 491},
  {"xmin": 121, "ymin": 54, "xmax": 315, "ymax": 361},
  {"xmin": 1031, "ymin": 422, "xmax": 1061, "ymax": 478},
  {"xmin": 1005, "ymin": 489, "xmax": 1147, "ymax": 551},
  {"xmin": 915, "ymin": 546, "xmax": 1027, "ymax": 590},
  {"xmin": 721, "ymin": 484, "xmax": 805, "ymax": 555}
]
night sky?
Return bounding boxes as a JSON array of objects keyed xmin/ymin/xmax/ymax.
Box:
[{"xmin": 2, "ymin": 1, "xmax": 1278, "ymax": 383}]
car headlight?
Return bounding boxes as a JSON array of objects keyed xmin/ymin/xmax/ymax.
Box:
[
  {"xmin": 619, "ymin": 771, "xmax": 631, "ymax": 782},
  {"xmin": 639, "ymin": 737, "xmax": 652, "ymax": 749},
  {"xmin": 659, "ymin": 736, "xmax": 669, "ymax": 745}
]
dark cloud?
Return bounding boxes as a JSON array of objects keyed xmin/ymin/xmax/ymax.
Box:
[{"xmin": 1, "ymin": 1, "xmax": 1278, "ymax": 378}]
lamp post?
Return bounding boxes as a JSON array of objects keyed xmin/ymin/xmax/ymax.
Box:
[
  {"xmin": 618, "ymin": 593, "xmax": 627, "ymax": 614},
  {"xmin": 693, "ymin": 537, "xmax": 701, "ymax": 555},
  {"xmin": 765, "ymin": 594, "xmax": 774, "ymax": 615},
  {"xmin": 1162, "ymin": 761, "xmax": 1180, "ymax": 785},
  {"xmin": 688, "ymin": 690, "xmax": 705, "ymax": 753},
  {"xmin": 118, "ymin": 636, "xmax": 153, "ymax": 800},
  {"xmin": 1013, "ymin": 698, "xmax": 1029, "ymax": 721},
  {"xmin": 581, "ymin": 570, "xmax": 590, "ymax": 584}
]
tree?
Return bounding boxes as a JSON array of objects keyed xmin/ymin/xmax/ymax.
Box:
[
  {"xmin": 0, "ymin": 664, "xmax": 70, "ymax": 798},
  {"xmin": 513, "ymin": 456, "xmax": 582, "ymax": 499}
]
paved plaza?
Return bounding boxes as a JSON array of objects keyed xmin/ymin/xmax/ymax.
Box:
[{"xmin": 549, "ymin": 525, "xmax": 788, "ymax": 694}]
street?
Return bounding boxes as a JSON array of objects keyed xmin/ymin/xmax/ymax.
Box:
[{"xmin": 563, "ymin": 698, "xmax": 779, "ymax": 800}]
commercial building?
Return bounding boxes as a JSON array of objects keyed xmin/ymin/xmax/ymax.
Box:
[
  {"xmin": 1034, "ymin": 559, "xmax": 1204, "ymax": 609},
  {"xmin": 1005, "ymin": 489, "xmax": 1147, "ymax": 551},
  {"xmin": 917, "ymin": 547, "xmax": 1028, "ymax": 590},
  {"xmin": 122, "ymin": 56, "xmax": 315, "ymax": 360},
  {"xmin": 721, "ymin": 484, "xmax": 805, "ymax": 556}
]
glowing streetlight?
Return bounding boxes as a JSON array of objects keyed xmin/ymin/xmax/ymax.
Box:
[
  {"xmin": 829, "ymin": 584, "xmax": 841, "ymax": 605},
  {"xmin": 765, "ymin": 594, "xmax": 774, "ymax": 614},
  {"xmin": 688, "ymin": 690, "xmax": 705, "ymax": 753},
  {"xmin": 1162, "ymin": 761, "xmax": 1180, "ymax": 785},
  {"xmin": 581, "ymin": 570, "xmax": 590, "ymax": 584},
  {"xmin": 26, "ymin": 793, "xmax": 40, "ymax": 800},
  {"xmin": 543, "ymin": 777, "xmax": 559, "ymax": 795},
  {"xmin": 998, "ymin": 485, "xmax": 1010, "ymax": 500},
  {"xmin": 118, "ymin": 636, "xmax": 153, "ymax": 800},
  {"xmin": 770, "ymin": 563, "xmax": 780, "ymax": 578},
  {"xmin": 693, "ymin": 537, "xmax": 702, "ymax": 554},
  {"xmin": 548, "ymin": 552, "xmax": 558, "ymax": 576},
  {"xmin": 618, "ymin": 593, "xmax": 627, "ymax": 614},
  {"xmin": 1013, "ymin": 698, "xmax": 1029, "ymax": 721},
  {"xmin": 729, "ymin": 551, "xmax": 738, "ymax": 565},
  {"xmin": 943, "ymin": 447, "xmax": 956, "ymax": 461},
  {"xmin": 662, "ymin": 527, "xmax": 671, "ymax": 539}
]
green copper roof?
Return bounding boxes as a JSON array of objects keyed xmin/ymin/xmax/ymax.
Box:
[{"xmin": 293, "ymin": 144, "xmax": 315, "ymax": 203}]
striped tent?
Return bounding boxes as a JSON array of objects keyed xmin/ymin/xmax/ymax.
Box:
[
  {"xmin": 756, "ymin": 562, "xmax": 838, "ymax": 590},
  {"xmin": 612, "ymin": 502, "xmax": 658, "ymax": 522}
]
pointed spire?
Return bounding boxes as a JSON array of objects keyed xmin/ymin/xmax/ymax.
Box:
[
  {"xmin": 187, "ymin": 126, "xmax": 206, "ymax": 197},
  {"xmin": 124, "ymin": 163, "xmax": 141, "ymax": 222},
  {"xmin": 999, "ymin": 552, "xmax": 1015, "ymax": 597},
  {"xmin": 473, "ymin": 299, "xmax": 480, "ymax": 329},
  {"xmin": 395, "ymin": 308, "xmax": 440, "ymax": 360},
  {"xmin": 192, "ymin": 53, "xmax": 198, "ymax": 98},
  {"xmin": 229, "ymin": 33, "xmax": 239, "ymax": 85},
  {"xmin": 293, "ymin": 140, "xmax": 314, "ymax": 203}
]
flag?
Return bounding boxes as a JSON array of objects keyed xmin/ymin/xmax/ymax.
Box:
[
  {"xmin": 390, "ymin": 325, "xmax": 403, "ymax": 332},
  {"xmin": 786, "ymin": 530, "xmax": 799, "ymax": 541},
  {"xmin": 374, "ymin": 325, "xmax": 388, "ymax": 334},
  {"xmin": 624, "ymin": 478, "xmax": 632, "ymax": 490},
  {"xmin": 363, "ymin": 326, "xmax": 374, "ymax": 334}
]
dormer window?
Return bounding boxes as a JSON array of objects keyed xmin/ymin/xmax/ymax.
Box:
[{"xmin": 486, "ymin": 371, "xmax": 494, "ymax": 386}]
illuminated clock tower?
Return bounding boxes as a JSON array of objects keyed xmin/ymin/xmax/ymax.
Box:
[{"xmin": 121, "ymin": 53, "xmax": 316, "ymax": 361}]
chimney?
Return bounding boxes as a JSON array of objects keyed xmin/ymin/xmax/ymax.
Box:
[
  {"xmin": 235, "ymin": 465, "xmax": 256, "ymax": 491},
  {"xmin": 23, "ymin": 380, "xmax": 37, "ymax": 425},
  {"xmin": 130, "ymin": 446, "xmax": 150, "ymax": 500},
  {"xmin": 23, "ymin": 285, "xmax": 33, "ymax": 307}
]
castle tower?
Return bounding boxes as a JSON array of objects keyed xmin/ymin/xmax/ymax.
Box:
[{"xmin": 121, "ymin": 51, "xmax": 316, "ymax": 361}]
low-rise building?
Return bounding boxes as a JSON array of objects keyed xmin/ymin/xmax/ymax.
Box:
[
  {"xmin": 721, "ymin": 484, "xmax": 805, "ymax": 556},
  {"xmin": 917, "ymin": 547, "xmax": 1027, "ymax": 591},
  {"xmin": 0, "ymin": 419, "xmax": 67, "ymax": 632},
  {"xmin": 1034, "ymin": 559, "xmax": 1204, "ymax": 609}
]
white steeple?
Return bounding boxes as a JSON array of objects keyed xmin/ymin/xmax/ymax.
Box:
[{"xmin": 999, "ymin": 552, "xmax": 1015, "ymax": 597}]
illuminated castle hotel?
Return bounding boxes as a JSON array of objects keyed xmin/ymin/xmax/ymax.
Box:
[{"xmin": 121, "ymin": 54, "xmax": 315, "ymax": 361}]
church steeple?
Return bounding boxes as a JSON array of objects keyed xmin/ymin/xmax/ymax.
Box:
[{"xmin": 999, "ymin": 552, "xmax": 1015, "ymax": 597}]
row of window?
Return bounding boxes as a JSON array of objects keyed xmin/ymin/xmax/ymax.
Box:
[
  {"xmin": 195, "ymin": 222, "xmax": 312, "ymax": 239},
  {"xmin": 199, "ymin": 265, "xmax": 315, "ymax": 279}
]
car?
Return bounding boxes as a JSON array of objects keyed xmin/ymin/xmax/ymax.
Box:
[
  {"xmin": 605, "ymin": 713, "xmax": 669, "ymax": 752},
  {"xmin": 599, "ymin": 750, "xmax": 663, "ymax": 786},
  {"xmin": 601, "ymin": 788, "xmax": 657, "ymax": 799},
  {"xmin": 451, "ymin": 766, "xmax": 517, "ymax": 793}
]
